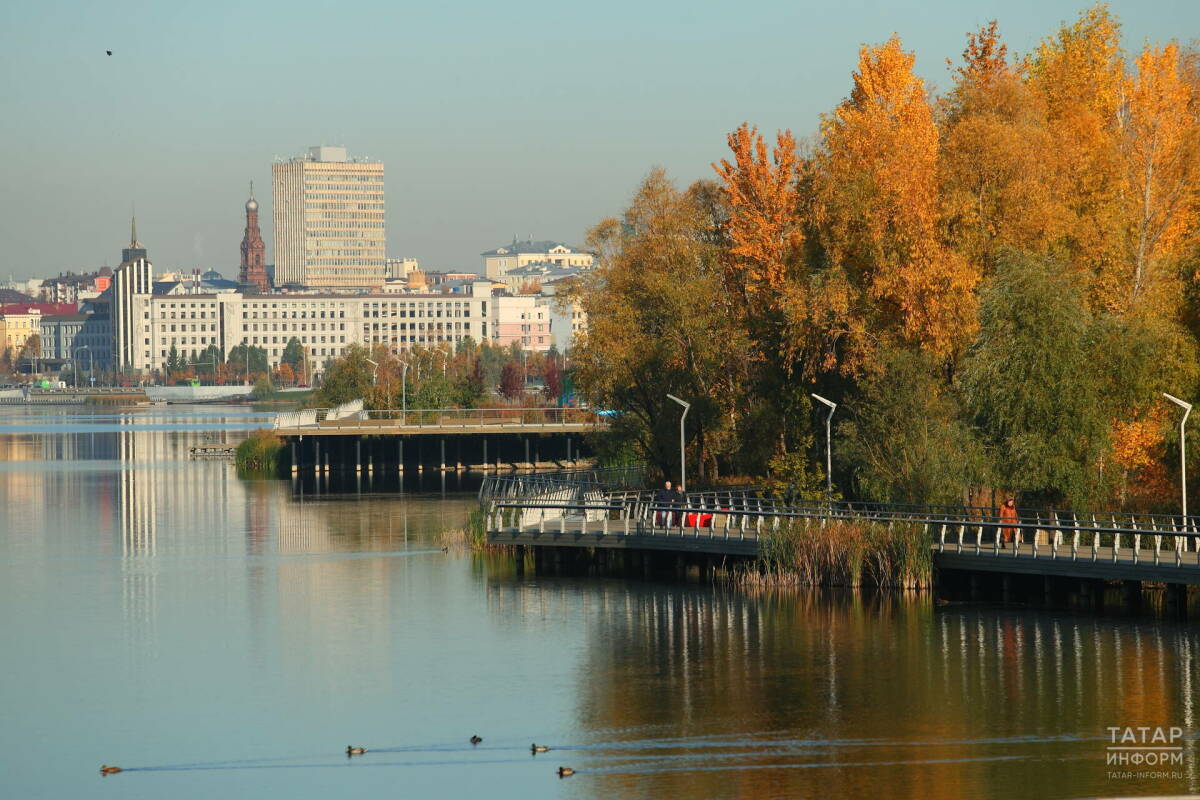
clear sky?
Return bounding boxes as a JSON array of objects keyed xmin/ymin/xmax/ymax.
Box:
[{"xmin": 0, "ymin": 0, "xmax": 1196, "ymax": 281}]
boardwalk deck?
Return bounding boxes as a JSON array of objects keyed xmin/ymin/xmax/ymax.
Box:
[{"xmin": 488, "ymin": 517, "xmax": 1200, "ymax": 585}]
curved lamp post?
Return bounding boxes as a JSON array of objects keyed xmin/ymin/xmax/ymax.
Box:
[
  {"xmin": 666, "ymin": 394, "xmax": 690, "ymax": 491},
  {"xmin": 811, "ymin": 393, "xmax": 837, "ymax": 497},
  {"xmin": 1164, "ymin": 392, "xmax": 1193, "ymax": 531}
]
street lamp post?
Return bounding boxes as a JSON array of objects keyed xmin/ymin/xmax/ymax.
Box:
[
  {"xmin": 365, "ymin": 358, "xmax": 379, "ymax": 385},
  {"xmin": 1165, "ymin": 392, "xmax": 1193, "ymax": 531},
  {"xmin": 811, "ymin": 393, "xmax": 837, "ymax": 498},
  {"xmin": 400, "ymin": 360, "xmax": 410, "ymax": 424},
  {"xmin": 74, "ymin": 345, "xmax": 92, "ymax": 390},
  {"xmin": 666, "ymin": 394, "xmax": 691, "ymax": 491}
]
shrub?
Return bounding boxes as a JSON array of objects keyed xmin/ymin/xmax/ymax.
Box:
[{"xmin": 236, "ymin": 429, "xmax": 286, "ymax": 475}]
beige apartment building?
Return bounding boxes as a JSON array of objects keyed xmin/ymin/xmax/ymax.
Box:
[
  {"xmin": 1, "ymin": 312, "xmax": 41, "ymax": 355},
  {"xmin": 272, "ymin": 146, "xmax": 386, "ymax": 289},
  {"xmin": 481, "ymin": 239, "xmax": 593, "ymax": 280}
]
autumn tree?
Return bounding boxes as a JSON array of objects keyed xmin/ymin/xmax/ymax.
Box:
[
  {"xmin": 1026, "ymin": 4, "xmax": 1126, "ymax": 309},
  {"xmin": 568, "ymin": 169, "xmax": 749, "ymax": 480},
  {"xmin": 1120, "ymin": 43, "xmax": 1200, "ymax": 310},
  {"xmin": 817, "ymin": 35, "xmax": 979, "ymax": 360},
  {"xmin": 939, "ymin": 21, "xmax": 1063, "ymax": 273},
  {"xmin": 499, "ymin": 361, "xmax": 524, "ymax": 400}
]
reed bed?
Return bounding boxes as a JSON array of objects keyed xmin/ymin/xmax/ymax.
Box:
[
  {"xmin": 235, "ymin": 429, "xmax": 286, "ymax": 476},
  {"xmin": 738, "ymin": 518, "xmax": 932, "ymax": 590}
]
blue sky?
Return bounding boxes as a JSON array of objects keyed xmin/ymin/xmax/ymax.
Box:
[{"xmin": 0, "ymin": 0, "xmax": 1196, "ymax": 280}]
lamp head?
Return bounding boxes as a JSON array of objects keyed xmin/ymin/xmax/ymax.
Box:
[
  {"xmin": 811, "ymin": 393, "xmax": 837, "ymax": 410},
  {"xmin": 1164, "ymin": 392, "xmax": 1193, "ymax": 412}
]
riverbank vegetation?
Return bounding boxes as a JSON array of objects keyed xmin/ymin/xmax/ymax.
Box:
[
  {"xmin": 235, "ymin": 429, "xmax": 286, "ymax": 475},
  {"xmin": 738, "ymin": 520, "xmax": 933, "ymax": 589},
  {"xmin": 569, "ymin": 5, "xmax": 1200, "ymax": 513},
  {"xmin": 310, "ymin": 340, "xmax": 569, "ymax": 410}
]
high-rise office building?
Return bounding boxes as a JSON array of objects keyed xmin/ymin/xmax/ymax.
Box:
[
  {"xmin": 272, "ymin": 146, "xmax": 386, "ymax": 289},
  {"xmin": 112, "ymin": 217, "xmax": 153, "ymax": 372}
]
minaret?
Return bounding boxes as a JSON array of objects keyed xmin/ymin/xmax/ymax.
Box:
[{"xmin": 239, "ymin": 182, "xmax": 269, "ymax": 292}]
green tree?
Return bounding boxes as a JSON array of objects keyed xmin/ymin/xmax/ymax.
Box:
[
  {"xmin": 839, "ymin": 347, "xmax": 986, "ymax": 505},
  {"xmin": 193, "ymin": 344, "xmax": 224, "ymax": 377},
  {"xmin": 567, "ymin": 169, "xmax": 750, "ymax": 481},
  {"xmin": 452, "ymin": 357, "xmax": 486, "ymax": 408},
  {"xmin": 166, "ymin": 344, "xmax": 181, "ymax": 375},
  {"xmin": 226, "ymin": 344, "xmax": 269, "ymax": 377},
  {"xmin": 960, "ymin": 252, "xmax": 1108, "ymax": 506},
  {"xmin": 281, "ymin": 338, "xmax": 305, "ymax": 370},
  {"xmin": 313, "ymin": 343, "xmax": 373, "ymax": 406}
]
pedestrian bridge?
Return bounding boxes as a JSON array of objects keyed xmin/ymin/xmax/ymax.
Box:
[{"xmin": 482, "ymin": 473, "xmax": 1200, "ymax": 596}]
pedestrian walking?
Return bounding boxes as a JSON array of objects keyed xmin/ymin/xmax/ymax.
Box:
[
  {"xmin": 655, "ymin": 480, "xmax": 674, "ymax": 527},
  {"xmin": 999, "ymin": 496, "xmax": 1019, "ymax": 548}
]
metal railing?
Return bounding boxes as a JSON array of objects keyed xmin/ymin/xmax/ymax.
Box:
[
  {"xmin": 275, "ymin": 406, "xmax": 604, "ymax": 431},
  {"xmin": 488, "ymin": 489, "xmax": 1200, "ymax": 570}
]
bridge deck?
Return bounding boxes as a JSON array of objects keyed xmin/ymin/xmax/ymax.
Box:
[
  {"xmin": 276, "ymin": 422, "xmax": 598, "ymax": 437},
  {"xmin": 488, "ymin": 518, "xmax": 1200, "ymax": 584}
]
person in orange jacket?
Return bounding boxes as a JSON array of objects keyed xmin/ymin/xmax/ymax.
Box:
[{"xmin": 999, "ymin": 496, "xmax": 1019, "ymax": 547}]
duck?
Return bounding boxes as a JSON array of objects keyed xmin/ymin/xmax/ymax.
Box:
[
  {"xmin": 531, "ymin": 744, "xmax": 550, "ymax": 753},
  {"xmin": 469, "ymin": 735, "xmax": 482, "ymax": 745},
  {"xmin": 346, "ymin": 746, "xmax": 366, "ymax": 756},
  {"xmin": 557, "ymin": 767, "xmax": 575, "ymax": 778},
  {"xmin": 99, "ymin": 765, "xmax": 122, "ymax": 776},
  {"xmin": 441, "ymin": 546, "xmax": 449, "ymax": 553}
]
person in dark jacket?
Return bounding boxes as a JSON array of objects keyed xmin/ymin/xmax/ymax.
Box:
[{"xmin": 654, "ymin": 480, "xmax": 674, "ymax": 527}]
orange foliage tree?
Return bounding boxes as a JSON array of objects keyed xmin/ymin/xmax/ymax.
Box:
[{"xmin": 818, "ymin": 35, "xmax": 979, "ymax": 361}]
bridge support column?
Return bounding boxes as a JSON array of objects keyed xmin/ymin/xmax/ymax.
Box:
[
  {"xmin": 398, "ymin": 439, "xmax": 404, "ymax": 473},
  {"xmin": 567, "ymin": 437, "xmax": 571, "ymax": 466},
  {"xmin": 514, "ymin": 545, "xmax": 525, "ymax": 576},
  {"xmin": 291, "ymin": 441, "xmax": 298, "ymax": 475},
  {"xmin": 1166, "ymin": 583, "xmax": 1188, "ymax": 617},
  {"xmin": 533, "ymin": 546, "xmax": 544, "ymax": 574},
  {"xmin": 1121, "ymin": 580, "xmax": 1142, "ymax": 610},
  {"xmin": 483, "ymin": 439, "xmax": 488, "ymax": 470},
  {"xmin": 525, "ymin": 438, "xmax": 530, "ymax": 470},
  {"xmin": 314, "ymin": 439, "xmax": 320, "ymax": 475},
  {"xmin": 441, "ymin": 439, "xmax": 446, "ymax": 473},
  {"xmin": 356, "ymin": 438, "xmax": 362, "ymax": 474}
]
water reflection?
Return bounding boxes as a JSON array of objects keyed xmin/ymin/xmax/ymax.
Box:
[
  {"xmin": 482, "ymin": 577, "xmax": 1200, "ymax": 798},
  {"xmin": 5, "ymin": 406, "xmax": 1200, "ymax": 799}
]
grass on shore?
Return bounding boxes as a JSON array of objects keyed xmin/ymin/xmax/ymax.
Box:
[
  {"xmin": 235, "ymin": 429, "xmax": 287, "ymax": 476},
  {"xmin": 738, "ymin": 518, "xmax": 932, "ymax": 590}
]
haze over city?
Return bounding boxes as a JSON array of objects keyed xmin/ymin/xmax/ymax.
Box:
[{"xmin": 3, "ymin": 0, "xmax": 1197, "ymax": 280}]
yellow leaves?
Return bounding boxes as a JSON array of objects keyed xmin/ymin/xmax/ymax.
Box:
[
  {"xmin": 1110, "ymin": 406, "xmax": 1166, "ymax": 472},
  {"xmin": 820, "ymin": 35, "xmax": 979, "ymax": 359},
  {"xmin": 712, "ymin": 123, "xmax": 802, "ymax": 299},
  {"xmin": 1122, "ymin": 43, "xmax": 1200, "ymax": 309}
]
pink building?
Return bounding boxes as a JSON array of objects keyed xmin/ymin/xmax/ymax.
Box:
[{"xmin": 490, "ymin": 294, "xmax": 552, "ymax": 352}]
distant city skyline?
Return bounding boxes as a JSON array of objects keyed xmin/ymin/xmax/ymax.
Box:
[{"xmin": 1, "ymin": 0, "xmax": 1197, "ymax": 280}]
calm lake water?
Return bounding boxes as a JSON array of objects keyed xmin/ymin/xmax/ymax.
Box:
[{"xmin": 2, "ymin": 404, "xmax": 1199, "ymax": 799}]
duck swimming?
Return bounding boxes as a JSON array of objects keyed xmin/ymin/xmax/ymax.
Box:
[
  {"xmin": 531, "ymin": 744, "xmax": 550, "ymax": 753},
  {"xmin": 557, "ymin": 767, "xmax": 575, "ymax": 777},
  {"xmin": 99, "ymin": 765, "xmax": 122, "ymax": 776},
  {"xmin": 346, "ymin": 746, "xmax": 366, "ymax": 756},
  {"xmin": 469, "ymin": 735, "xmax": 482, "ymax": 745}
]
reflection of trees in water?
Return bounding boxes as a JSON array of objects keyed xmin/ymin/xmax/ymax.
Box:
[{"xmin": 483, "ymin": 578, "xmax": 1200, "ymax": 798}]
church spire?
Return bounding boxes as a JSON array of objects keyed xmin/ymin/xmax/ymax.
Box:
[{"xmin": 130, "ymin": 213, "xmax": 139, "ymax": 247}]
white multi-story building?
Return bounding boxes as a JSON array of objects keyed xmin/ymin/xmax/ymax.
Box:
[
  {"xmin": 272, "ymin": 146, "xmax": 386, "ymax": 289},
  {"xmin": 109, "ymin": 266, "xmax": 498, "ymax": 375}
]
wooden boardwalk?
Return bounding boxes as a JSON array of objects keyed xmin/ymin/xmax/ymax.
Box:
[{"xmin": 488, "ymin": 515, "xmax": 1200, "ymax": 586}]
